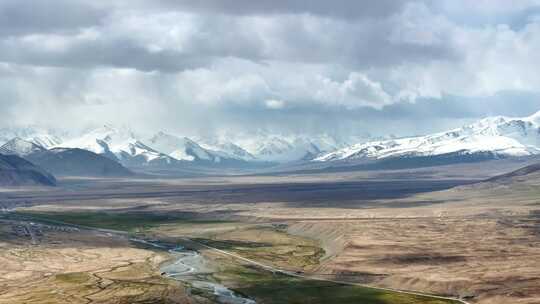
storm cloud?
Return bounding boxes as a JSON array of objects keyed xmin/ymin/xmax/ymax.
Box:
[{"xmin": 1, "ymin": 0, "xmax": 540, "ymax": 137}]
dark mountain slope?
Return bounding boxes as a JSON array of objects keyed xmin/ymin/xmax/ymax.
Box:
[
  {"xmin": 485, "ymin": 162, "xmax": 540, "ymax": 184},
  {"xmin": 0, "ymin": 153, "xmax": 56, "ymax": 186},
  {"xmin": 28, "ymin": 148, "xmax": 133, "ymax": 177}
]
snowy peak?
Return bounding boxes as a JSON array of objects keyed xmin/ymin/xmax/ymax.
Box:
[
  {"xmin": 255, "ymin": 137, "xmax": 294, "ymax": 157},
  {"xmin": 196, "ymin": 138, "xmax": 256, "ymax": 161},
  {"xmin": 194, "ymin": 132, "xmax": 353, "ymax": 163},
  {"xmin": 117, "ymin": 140, "xmax": 170, "ymax": 163},
  {"xmin": 30, "ymin": 134, "xmax": 63, "ymax": 148},
  {"xmin": 61, "ymin": 126, "xmax": 174, "ymax": 166},
  {"xmin": 525, "ymin": 110, "xmax": 540, "ymax": 125},
  {"xmin": 316, "ymin": 112, "xmax": 540, "ymax": 162},
  {"xmin": 235, "ymin": 134, "xmax": 345, "ymax": 162},
  {"xmin": 0, "ymin": 126, "xmax": 63, "ymax": 148},
  {"xmin": 61, "ymin": 125, "xmax": 117, "ymax": 155},
  {"xmin": 148, "ymin": 132, "xmax": 195, "ymax": 155},
  {"xmin": 0, "ymin": 137, "xmax": 46, "ymax": 156},
  {"xmin": 147, "ymin": 132, "xmax": 235, "ymax": 163},
  {"xmin": 211, "ymin": 142, "xmax": 256, "ymax": 161}
]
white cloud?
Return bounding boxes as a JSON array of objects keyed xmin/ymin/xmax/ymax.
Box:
[
  {"xmin": 2, "ymin": 1, "xmax": 540, "ymax": 137},
  {"xmin": 265, "ymin": 99, "xmax": 285, "ymax": 109},
  {"xmin": 314, "ymin": 73, "xmax": 392, "ymax": 109},
  {"xmin": 389, "ymin": 17, "xmax": 540, "ymax": 101}
]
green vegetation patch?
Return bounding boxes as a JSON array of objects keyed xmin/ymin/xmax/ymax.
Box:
[
  {"xmin": 16, "ymin": 210, "xmax": 227, "ymax": 232},
  {"xmin": 219, "ymin": 265, "xmax": 461, "ymax": 304},
  {"xmin": 196, "ymin": 227, "xmax": 325, "ymax": 270},
  {"xmin": 203, "ymin": 226, "xmax": 460, "ymax": 304},
  {"xmin": 54, "ymin": 272, "xmax": 93, "ymax": 284}
]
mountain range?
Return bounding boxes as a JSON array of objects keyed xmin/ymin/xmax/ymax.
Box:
[
  {"xmin": 0, "ymin": 138, "xmax": 132, "ymax": 177},
  {"xmin": 3, "ymin": 111, "xmax": 540, "ymax": 173},
  {"xmin": 0, "ymin": 125, "xmax": 349, "ymax": 167},
  {"xmin": 315, "ymin": 111, "xmax": 540, "ymax": 168}
]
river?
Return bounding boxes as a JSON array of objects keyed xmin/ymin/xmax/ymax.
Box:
[{"xmin": 130, "ymin": 238, "xmax": 256, "ymax": 304}]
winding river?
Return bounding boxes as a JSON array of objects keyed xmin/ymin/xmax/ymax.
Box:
[{"xmin": 131, "ymin": 238, "xmax": 256, "ymax": 304}]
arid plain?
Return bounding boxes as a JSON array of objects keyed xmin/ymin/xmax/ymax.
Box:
[{"xmin": 1, "ymin": 161, "xmax": 539, "ymax": 304}]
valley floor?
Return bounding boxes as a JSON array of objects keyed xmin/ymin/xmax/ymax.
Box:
[{"xmin": 0, "ymin": 167, "xmax": 538, "ymax": 303}]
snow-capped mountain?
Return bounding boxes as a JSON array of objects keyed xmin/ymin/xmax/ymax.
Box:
[
  {"xmin": 60, "ymin": 127, "xmax": 249, "ymax": 167},
  {"xmin": 274, "ymin": 137, "xmax": 321, "ymax": 161},
  {"xmin": 4, "ymin": 111, "xmax": 540, "ymax": 171},
  {"xmin": 234, "ymin": 136, "xmax": 299, "ymax": 162},
  {"xmin": 60, "ymin": 125, "xmax": 174, "ymax": 166},
  {"xmin": 0, "ymin": 137, "xmax": 132, "ymax": 177},
  {"xmin": 148, "ymin": 131, "xmax": 353, "ymax": 164},
  {"xmin": 0, "ymin": 126, "xmax": 63, "ymax": 148},
  {"xmin": 0, "ymin": 137, "xmax": 47, "ymax": 156},
  {"xmin": 230, "ymin": 134, "xmax": 348, "ymax": 162},
  {"xmin": 147, "ymin": 132, "xmax": 248, "ymax": 164},
  {"xmin": 0, "ymin": 124, "xmax": 379, "ymax": 168},
  {"xmin": 195, "ymin": 138, "xmax": 256, "ymax": 161},
  {"xmin": 316, "ymin": 112, "xmax": 540, "ymax": 162}
]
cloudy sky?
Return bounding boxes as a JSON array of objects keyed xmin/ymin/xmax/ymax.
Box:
[{"xmin": 2, "ymin": 0, "xmax": 540, "ymax": 138}]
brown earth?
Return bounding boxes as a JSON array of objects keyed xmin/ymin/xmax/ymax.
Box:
[
  {"xmin": 0, "ymin": 220, "xmax": 197, "ymax": 304},
  {"xmin": 1, "ymin": 163, "xmax": 539, "ymax": 303}
]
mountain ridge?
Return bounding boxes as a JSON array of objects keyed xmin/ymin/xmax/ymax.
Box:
[
  {"xmin": 0, "ymin": 153, "xmax": 56, "ymax": 186},
  {"xmin": 316, "ymin": 112, "xmax": 540, "ymax": 163},
  {"xmin": 4, "ymin": 112, "xmax": 540, "ymax": 171},
  {"xmin": 0, "ymin": 138, "xmax": 132, "ymax": 177}
]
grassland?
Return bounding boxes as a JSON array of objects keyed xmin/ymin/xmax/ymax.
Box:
[
  {"xmin": 2, "ymin": 166, "xmax": 539, "ymax": 303},
  {"xmin": 0, "ymin": 219, "xmax": 195, "ymax": 304},
  {"xmin": 179, "ymin": 225, "xmax": 461, "ymax": 304},
  {"xmin": 192, "ymin": 226, "xmax": 325, "ymax": 271},
  {"xmin": 14, "ymin": 210, "xmax": 225, "ymax": 232},
  {"xmin": 150, "ymin": 218, "xmax": 462, "ymax": 304},
  {"xmin": 9, "ymin": 210, "xmax": 464, "ymax": 304},
  {"xmin": 215, "ymin": 265, "xmax": 461, "ymax": 304}
]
